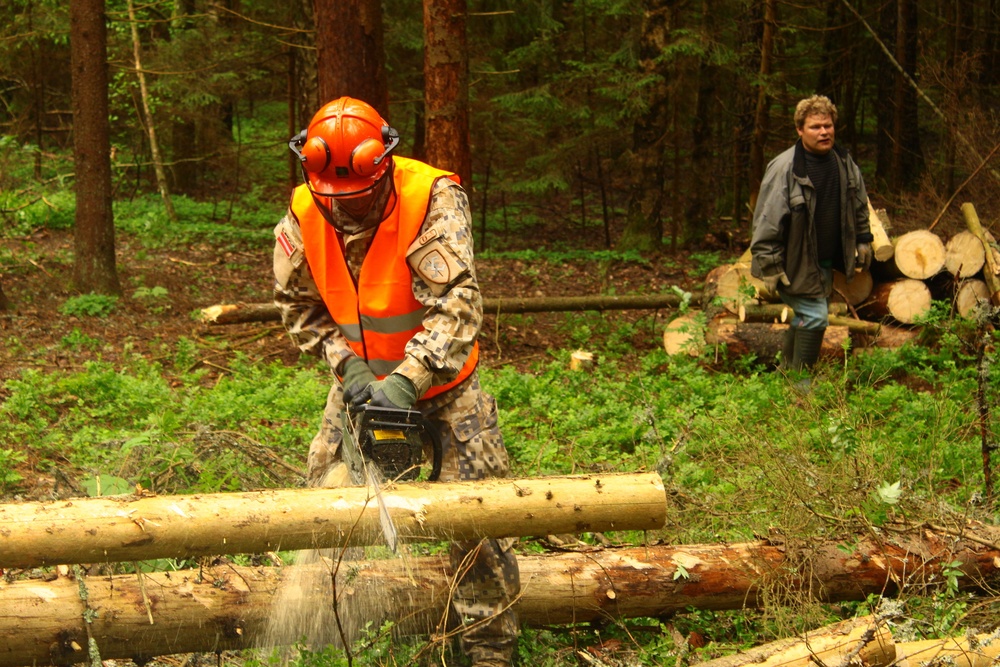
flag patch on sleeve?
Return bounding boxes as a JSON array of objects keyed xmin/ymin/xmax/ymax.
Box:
[{"xmin": 277, "ymin": 230, "xmax": 297, "ymax": 258}]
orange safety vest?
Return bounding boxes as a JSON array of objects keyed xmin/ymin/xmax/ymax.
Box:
[{"xmin": 292, "ymin": 156, "xmax": 479, "ymax": 400}]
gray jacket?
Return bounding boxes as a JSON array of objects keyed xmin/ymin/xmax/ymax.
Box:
[{"xmin": 750, "ymin": 140, "xmax": 872, "ymax": 298}]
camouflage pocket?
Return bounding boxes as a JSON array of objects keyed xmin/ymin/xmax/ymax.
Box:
[{"xmin": 452, "ymin": 392, "xmax": 498, "ymax": 442}]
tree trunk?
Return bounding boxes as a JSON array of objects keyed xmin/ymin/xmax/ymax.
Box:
[
  {"xmin": 314, "ymin": 0, "xmax": 388, "ymax": 115},
  {"xmin": 618, "ymin": 0, "xmax": 673, "ymax": 252},
  {"xmin": 7, "ymin": 526, "xmax": 1000, "ymax": 667},
  {"xmin": 70, "ymin": 0, "xmax": 121, "ymax": 296},
  {"xmin": 860, "ymin": 278, "xmax": 932, "ymax": 324},
  {"xmin": 0, "ymin": 474, "xmax": 667, "ymax": 569},
  {"xmin": 747, "ymin": 0, "xmax": 775, "ymax": 208},
  {"xmin": 423, "ymin": 0, "xmax": 471, "ymax": 185}
]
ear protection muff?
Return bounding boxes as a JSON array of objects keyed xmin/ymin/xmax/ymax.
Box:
[
  {"xmin": 349, "ymin": 125, "xmax": 400, "ymax": 177},
  {"xmin": 300, "ymin": 136, "xmax": 332, "ymax": 174}
]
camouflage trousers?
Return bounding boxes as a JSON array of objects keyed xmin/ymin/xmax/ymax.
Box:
[{"xmin": 307, "ymin": 370, "xmax": 520, "ymax": 665}]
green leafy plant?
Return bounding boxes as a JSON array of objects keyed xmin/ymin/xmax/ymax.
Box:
[
  {"xmin": 0, "ymin": 448, "xmax": 27, "ymax": 494},
  {"xmin": 59, "ymin": 293, "xmax": 118, "ymax": 318}
]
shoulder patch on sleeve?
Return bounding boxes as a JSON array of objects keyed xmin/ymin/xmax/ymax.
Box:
[{"xmin": 408, "ymin": 238, "xmax": 464, "ymax": 290}]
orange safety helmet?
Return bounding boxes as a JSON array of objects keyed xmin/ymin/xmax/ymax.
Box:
[{"xmin": 289, "ymin": 97, "xmax": 400, "ymax": 198}]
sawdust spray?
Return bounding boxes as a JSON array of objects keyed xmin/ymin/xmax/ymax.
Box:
[{"xmin": 259, "ymin": 463, "xmax": 419, "ymax": 662}]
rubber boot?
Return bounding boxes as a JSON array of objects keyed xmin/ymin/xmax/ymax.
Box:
[
  {"xmin": 780, "ymin": 326, "xmax": 795, "ymax": 368},
  {"xmin": 792, "ymin": 327, "xmax": 826, "ymax": 370},
  {"xmin": 790, "ymin": 327, "xmax": 826, "ymax": 393}
]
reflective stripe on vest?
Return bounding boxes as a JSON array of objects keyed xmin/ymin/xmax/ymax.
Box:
[{"xmin": 293, "ymin": 157, "xmax": 479, "ymax": 399}]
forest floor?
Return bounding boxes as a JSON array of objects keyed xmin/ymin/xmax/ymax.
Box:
[{"xmin": 0, "ymin": 222, "xmax": 713, "ymax": 391}]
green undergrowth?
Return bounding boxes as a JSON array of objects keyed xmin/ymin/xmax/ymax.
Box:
[{"xmin": 3, "ymin": 310, "xmax": 1000, "ymax": 665}]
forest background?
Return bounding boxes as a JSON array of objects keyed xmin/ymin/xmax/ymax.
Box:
[{"xmin": 3, "ymin": 0, "xmax": 1000, "ymax": 666}]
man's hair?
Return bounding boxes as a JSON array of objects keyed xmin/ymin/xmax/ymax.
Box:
[{"xmin": 794, "ymin": 95, "xmax": 838, "ymax": 129}]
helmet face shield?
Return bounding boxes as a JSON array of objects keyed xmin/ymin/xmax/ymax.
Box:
[{"xmin": 290, "ymin": 97, "xmax": 400, "ymax": 199}]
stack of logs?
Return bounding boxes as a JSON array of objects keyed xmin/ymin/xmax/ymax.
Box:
[{"xmin": 664, "ymin": 202, "xmax": 999, "ymax": 361}]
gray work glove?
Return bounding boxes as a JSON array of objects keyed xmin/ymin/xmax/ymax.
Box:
[
  {"xmin": 762, "ymin": 271, "xmax": 791, "ymax": 294},
  {"xmin": 349, "ymin": 373, "xmax": 419, "ymax": 410},
  {"xmin": 339, "ymin": 356, "xmax": 377, "ymax": 405},
  {"xmin": 856, "ymin": 243, "xmax": 873, "ymax": 272}
]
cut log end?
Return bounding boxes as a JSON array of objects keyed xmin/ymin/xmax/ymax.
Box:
[{"xmin": 893, "ymin": 230, "xmax": 946, "ymax": 280}]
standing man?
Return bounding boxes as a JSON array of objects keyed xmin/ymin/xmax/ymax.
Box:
[
  {"xmin": 273, "ymin": 97, "xmax": 519, "ymax": 667},
  {"xmin": 750, "ymin": 94, "xmax": 873, "ymax": 373}
]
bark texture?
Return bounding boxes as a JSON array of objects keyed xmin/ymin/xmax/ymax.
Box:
[
  {"xmin": 314, "ymin": 0, "xmax": 388, "ymax": 115},
  {"xmin": 69, "ymin": 0, "xmax": 121, "ymax": 295},
  {"xmin": 423, "ymin": 0, "xmax": 471, "ymax": 184},
  {"xmin": 6, "ymin": 526, "xmax": 1000, "ymax": 667}
]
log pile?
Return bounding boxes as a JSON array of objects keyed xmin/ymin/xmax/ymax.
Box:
[{"xmin": 665, "ymin": 201, "xmax": 997, "ymax": 361}]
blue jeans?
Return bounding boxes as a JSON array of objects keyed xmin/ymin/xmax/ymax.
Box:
[{"xmin": 779, "ymin": 267, "xmax": 832, "ymax": 330}]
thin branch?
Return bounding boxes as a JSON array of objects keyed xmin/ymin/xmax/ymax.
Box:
[
  {"xmin": 839, "ymin": 0, "xmax": 1000, "ymax": 185},
  {"xmin": 929, "ymin": 141, "xmax": 1000, "ymax": 231}
]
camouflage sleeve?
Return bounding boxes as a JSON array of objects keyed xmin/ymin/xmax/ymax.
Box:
[
  {"xmin": 397, "ymin": 179, "xmax": 482, "ymax": 396},
  {"xmin": 272, "ymin": 213, "xmax": 355, "ymax": 374}
]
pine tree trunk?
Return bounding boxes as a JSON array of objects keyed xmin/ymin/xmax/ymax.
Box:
[
  {"xmin": 423, "ymin": 0, "xmax": 471, "ymax": 184},
  {"xmin": 314, "ymin": 0, "xmax": 388, "ymax": 115},
  {"xmin": 70, "ymin": 0, "xmax": 121, "ymax": 296}
]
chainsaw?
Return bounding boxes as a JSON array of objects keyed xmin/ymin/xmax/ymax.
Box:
[
  {"xmin": 340, "ymin": 405, "xmax": 442, "ymax": 551},
  {"xmin": 341, "ymin": 404, "xmax": 442, "ymax": 485}
]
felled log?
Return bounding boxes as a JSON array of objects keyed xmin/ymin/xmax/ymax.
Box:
[
  {"xmin": 867, "ymin": 200, "xmax": 895, "ymax": 261},
  {"xmin": 944, "ymin": 230, "xmax": 986, "ymax": 279},
  {"xmin": 8, "ymin": 525, "xmax": 1000, "ymax": 667},
  {"xmin": 738, "ymin": 302, "xmax": 848, "ymax": 324},
  {"xmin": 693, "ymin": 615, "xmax": 893, "ymax": 667},
  {"xmin": 200, "ymin": 293, "xmax": 701, "ymax": 325},
  {"xmin": 865, "ymin": 323, "xmax": 920, "ymax": 348},
  {"xmin": 0, "ymin": 474, "xmax": 667, "ymax": 569},
  {"xmin": 895, "ymin": 634, "xmax": 1000, "ymax": 667},
  {"xmin": 955, "ymin": 279, "xmax": 991, "ymax": 318},
  {"xmin": 663, "ymin": 312, "xmax": 707, "ymax": 356},
  {"xmin": 962, "ymin": 202, "xmax": 1000, "ymax": 305},
  {"xmin": 859, "ymin": 278, "xmax": 932, "ymax": 324},
  {"xmin": 702, "ymin": 262, "xmax": 763, "ymax": 313},
  {"xmin": 832, "ymin": 269, "xmax": 873, "ymax": 306},
  {"xmin": 704, "ymin": 317, "xmax": 849, "ymax": 362},
  {"xmin": 881, "ymin": 230, "xmax": 946, "ymax": 280}
]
